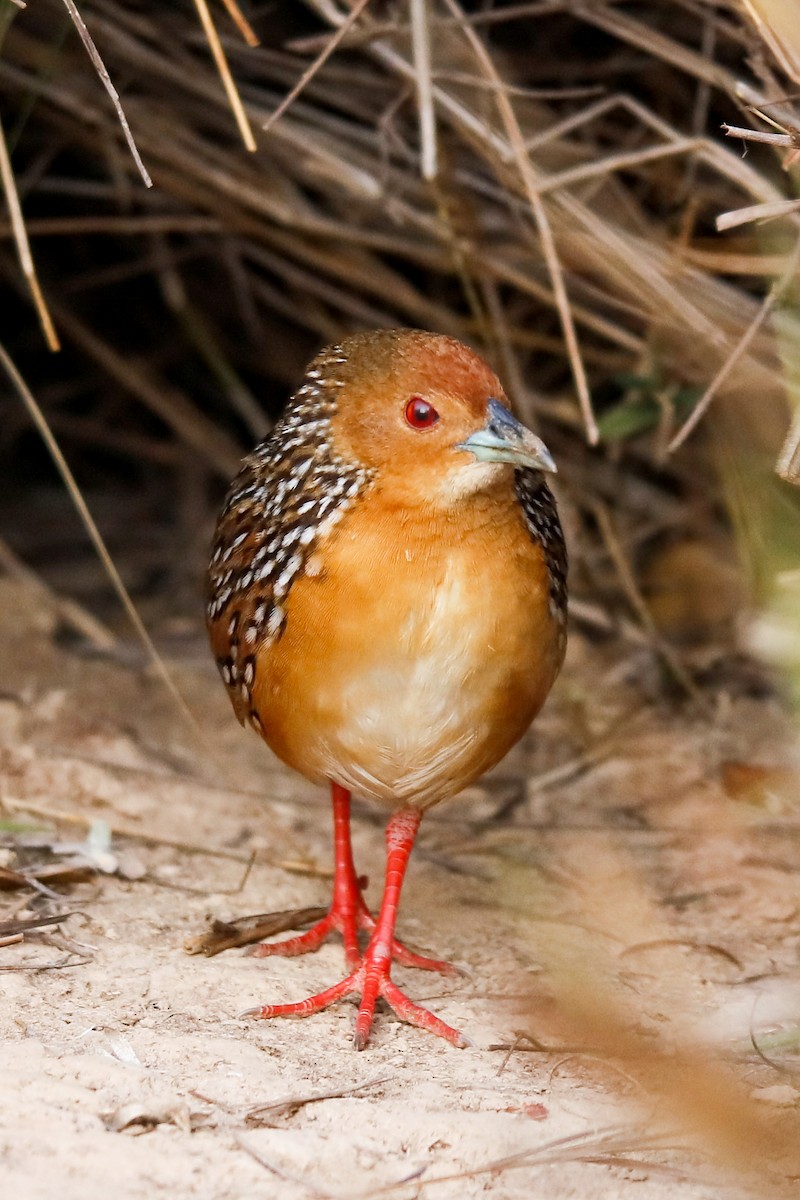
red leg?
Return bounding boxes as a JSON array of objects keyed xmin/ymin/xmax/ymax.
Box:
[
  {"xmin": 243, "ymin": 808, "xmax": 468, "ymax": 1050},
  {"xmin": 252, "ymin": 783, "xmax": 364, "ymax": 969},
  {"xmin": 351, "ymin": 809, "xmax": 465, "ymax": 1049},
  {"xmin": 358, "ymin": 908, "xmax": 460, "ymax": 976},
  {"xmin": 252, "ymin": 783, "xmax": 459, "ymax": 976}
]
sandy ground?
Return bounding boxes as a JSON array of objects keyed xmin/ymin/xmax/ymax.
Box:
[{"xmin": 2, "ymin": 575, "xmax": 800, "ymax": 1199}]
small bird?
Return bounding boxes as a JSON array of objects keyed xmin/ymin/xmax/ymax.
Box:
[{"xmin": 207, "ymin": 329, "xmax": 567, "ymax": 1049}]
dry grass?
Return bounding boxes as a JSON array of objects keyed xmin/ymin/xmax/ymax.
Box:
[{"xmin": 0, "ymin": 0, "xmax": 799, "ymax": 635}]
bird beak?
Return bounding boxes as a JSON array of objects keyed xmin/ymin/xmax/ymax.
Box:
[{"xmin": 457, "ymin": 398, "xmax": 557, "ymax": 474}]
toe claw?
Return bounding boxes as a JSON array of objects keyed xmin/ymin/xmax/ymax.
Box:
[{"xmin": 353, "ymin": 1029, "xmax": 369, "ymax": 1052}]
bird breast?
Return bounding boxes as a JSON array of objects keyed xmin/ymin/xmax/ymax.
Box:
[{"xmin": 251, "ymin": 491, "xmax": 562, "ymax": 809}]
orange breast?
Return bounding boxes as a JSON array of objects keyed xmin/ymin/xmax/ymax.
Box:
[{"xmin": 250, "ymin": 487, "xmax": 563, "ymax": 809}]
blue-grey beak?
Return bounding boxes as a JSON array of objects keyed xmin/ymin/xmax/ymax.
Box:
[{"xmin": 457, "ymin": 398, "xmax": 557, "ymax": 474}]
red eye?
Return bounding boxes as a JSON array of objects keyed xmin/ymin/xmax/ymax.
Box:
[{"xmin": 405, "ymin": 396, "xmax": 439, "ymax": 430}]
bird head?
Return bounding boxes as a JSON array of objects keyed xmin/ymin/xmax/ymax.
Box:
[{"xmin": 321, "ymin": 329, "xmax": 556, "ymax": 507}]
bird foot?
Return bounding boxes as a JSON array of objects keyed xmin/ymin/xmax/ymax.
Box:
[
  {"xmin": 251, "ymin": 896, "xmax": 460, "ymax": 977},
  {"xmin": 241, "ymin": 951, "xmax": 468, "ymax": 1050},
  {"xmin": 250, "ymin": 909, "xmax": 352, "ymax": 963},
  {"xmin": 358, "ymin": 906, "xmax": 461, "ymax": 977}
]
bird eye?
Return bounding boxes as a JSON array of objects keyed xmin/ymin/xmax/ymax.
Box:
[{"xmin": 405, "ymin": 396, "xmax": 439, "ymax": 430}]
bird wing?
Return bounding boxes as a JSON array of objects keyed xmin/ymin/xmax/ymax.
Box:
[
  {"xmin": 206, "ymin": 387, "xmax": 374, "ymax": 727},
  {"xmin": 513, "ymin": 467, "xmax": 568, "ymax": 626}
]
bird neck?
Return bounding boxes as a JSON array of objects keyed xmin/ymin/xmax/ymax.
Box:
[{"xmin": 374, "ymin": 465, "xmax": 522, "ymax": 524}]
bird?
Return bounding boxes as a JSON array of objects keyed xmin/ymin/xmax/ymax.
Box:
[{"xmin": 206, "ymin": 328, "xmax": 567, "ymax": 1050}]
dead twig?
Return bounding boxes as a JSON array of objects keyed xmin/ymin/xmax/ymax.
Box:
[
  {"xmin": 722, "ymin": 122, "xmax": 799, "ymax": 149},
  {"xmin": 236, "ymin": 1138, "xmax": 337, "ymax": 1199},
  {"xmin": 716, "ymin": 197, "xmax": 800, "ymax": 231},
  {"xmin": 0, "ymin": 114, "xmax": 59, "ymax": 350},
  {"xmin": 441, "ymin": 0, "xmax": 598, "ymax": 444},
  {"xmin": 0, "ymin": 340, "xmax": 205, "ymax": 740},
  {"xmin": 0, "ymin": 952, "xmax": 91, "ymax": 972},
  {"xmin": 245, "ymin": 1073, "xmax": 388, "ymax": 1122},
  {"xmin": 184, "ymin": 906, "xmax": 329, "ymax": 955},
  {"xmin": 592, "ymin": 501, "xmax": 704, "ymax": 702},
  {"xmin": 0, "ymin": 859, "xmax": 95, "ymax": 892},
  {"xmin": 410, "ymin": 0, "xmax": 436, "ymax": 181},
  {"xmin": 192, "ymin": 0, "xmax": 256, "ymax": 151},
  {"xmin": 668, "ymin": 236, "xmax": 800, "ymax": 452},
  {"xmin": 263, "ymin": 0, "xmax": 372, "ymax": 137},
  {"xmin": 59, "ymin": 0, "xmax": 152, "ymax": 186},
  {"xmin": 1, "ymin": 796, "xmax": 328, "ymax": 878},
  {"xmin": 0, "ymin": 912, "xmax": 73, "ymax": 938},
  {"xmin": 218, "ymin": 0, "xmax": 259, "ymax": 47}
]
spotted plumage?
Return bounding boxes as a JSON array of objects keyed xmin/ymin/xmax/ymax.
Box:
[
  {"xmin": 207, "ymin": 342, "xmax": 376, "ymax": 725},
  {"xmin": 514, "ymin": 468, "xmax": 568, "ymax": 635}
]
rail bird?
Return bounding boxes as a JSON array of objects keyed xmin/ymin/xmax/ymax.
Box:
[{"xmin": 207, "ymin": 329, "xmax": 567, "ymax": 1049}]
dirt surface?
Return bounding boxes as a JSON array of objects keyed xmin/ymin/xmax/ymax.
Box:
[{"xmin": 2, "ymin": 575, "xmax": 800, "ymax": 1199}]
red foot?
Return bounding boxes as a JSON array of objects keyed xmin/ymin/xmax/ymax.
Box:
[
  {"xmin": 243, "ymin": 949, "xmax": 468, "ymax": 1050},
  {"xmin": 251, "ymin": 892, "xmax": 459, "ymax": 976},
  {"xmin": 250, "ymin": 900, "xmax": 363, "ymax": 969},
  {"xmin": 244, "ymin": 802, "xmax": 469, "ymax": 1049}
]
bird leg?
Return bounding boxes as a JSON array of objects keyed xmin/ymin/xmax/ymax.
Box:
[
  {"xmin": 244, "ymin": 808, "xmax": 468, "ymax": 1050},
  {"xmin": 351, "ymin": 808, "xmax": 466, "ymax": 1049},
  {"xmin": 251, "ymin": 782, "xmax": 364, "ymax": 968},
  {"xmin": 252, "ymin": 783, "xmax": 458, "ymax": 976}
]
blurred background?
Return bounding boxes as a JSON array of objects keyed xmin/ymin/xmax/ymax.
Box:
[
  {"xmin": 2, "ymin": 0, "xmax": 799, "ymax": 671},
  {"xmin": 3, "ymin": 3, "xmax": 800, "ymax": 1195}
]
